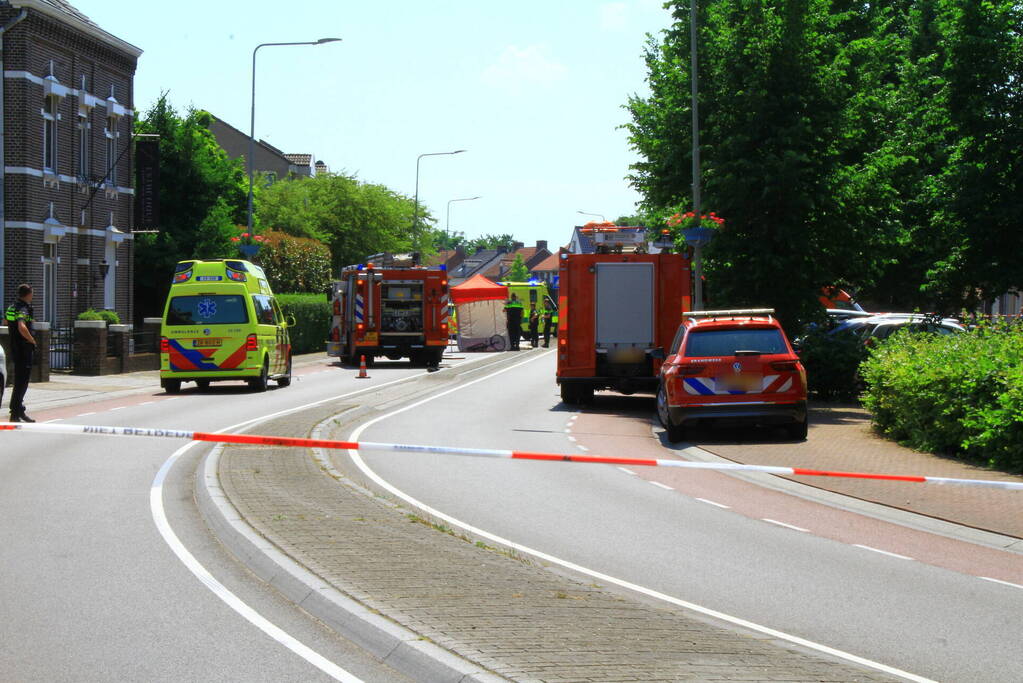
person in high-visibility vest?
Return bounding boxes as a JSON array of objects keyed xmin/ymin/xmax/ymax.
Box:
[
  {"xmin": 5, "ymin": 283, "xmax": 37, "ymax": 422},
  {"xmin": 541, "ymin": 306, "xmax": 553, "ymax": 347},
  {"xmin": 504, "ymin": 294, "xmax": 524, "ymax": 350},
  {"xmin": 527, "ymin": 307, "xmax": 540, "ymax": 348}
]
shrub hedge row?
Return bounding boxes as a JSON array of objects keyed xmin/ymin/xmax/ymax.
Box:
[
  {"xmin": 277, "ymin": 293, "xmax": 331, "ymax": 356},
  {"xmin": 860, "ymin": 322, "xmax": 1023, "ymax": 472}
]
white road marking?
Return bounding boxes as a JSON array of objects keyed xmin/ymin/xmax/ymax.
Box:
[
  {"xmin": 696, "ymin": 497, "xmax": 730, "ymax": 509},
  {"xmin": 563, "ymin": 428, "xmax": 571, "ymax": 433},
  {"xmin": 110, "ymin": 406, "xmax": 126, "ymax": 411},
  {"xmin": 569, "ymin": 415, "xmax": 578, "ymax": 421},
  {"xmin": 151, "ymin": 355, "xmax": 493, "ymax": 680},
  {"xmin": 763, "ymin": 519, "xmax": 809, "ymax": 533},
  {"xmin": 43, "ymin": 418, "xmax": 63, "ymax": 423},
  {"xmin": 576, "ymin": 445, "xmax": 589, "ymax": 452},
  {"xmin": 853, "ymin": 544, "xmax": 913, "ymax": 561},
  {"xmin": 77, "ymin": 412, "xmax": 95, "ymax": 417},
  {"xmin": 140, "ymin": 401, "xmax": 154, "ymax": 406},
  {"xmin": 650, "ymin": 481, "xmax": 674, "ymax": 491},
  {"xmin": 567, "ymin": 436, "xmax": 577, "ymax": 442},
  {"xmin": 617, "ymin": 467, "xmax": 637, "ymax": 476},
  {"xmin": 343, "ymin": 352, "xmax": 934, "ymax": 683},
  {"xmin": 163, "ymin": 397, "xmax": 180, "ymax": 401},
  {"xmin": 979, "ymin": 577, "xmax": 1023, "ymax": 590}
]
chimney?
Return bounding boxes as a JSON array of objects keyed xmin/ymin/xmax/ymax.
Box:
[
  {"xmin": 536, "ymin": 240, "xmax": 548, "ymax": 251},
  {"xmin": 513, "ymin": 241, "xmax": 524, "ymax": 251},
  {"xmin": 497, "ymin": 246, "xmax": 508, "ymax": 255}
]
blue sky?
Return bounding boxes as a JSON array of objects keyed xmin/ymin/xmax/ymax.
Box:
[{"xmin": 73, "ymin": 0, "xmax": 672, "ymax": 248}]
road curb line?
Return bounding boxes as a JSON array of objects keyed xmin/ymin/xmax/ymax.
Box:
[
  {"xmin": 196, "ymin": 433, "xmax": 506, "ymax": 683},
  {"xmin": 648, "ymin": 420, "xmax": 1023, "ymax": 555}
]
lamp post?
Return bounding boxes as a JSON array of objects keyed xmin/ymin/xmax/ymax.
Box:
[
  {"xmin": 576, "ymin": 210, "xmax": 605, "ymax": 222},
  {"xmin": 247, "ymin": 37, "xmax": 340, "ymax": 233},
  {"xmin": 413, "ymin": 150, "xmax": 466, "ymax": 231},
  {"xmin": 446, "ymin": 196, "xmax": 480, "ymax": 237},
  {"xmin": 689, "ymin": 0, "xmax": 706, "ymax": 310}
]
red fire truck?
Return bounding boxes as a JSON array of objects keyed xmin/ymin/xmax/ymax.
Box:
[
  {"xmin": 556, "ymin": 227, "xmax": 691, "ymax": 404},
  {"xmin": 326, "ymin": 254, "xmax": 450, "ymax": 366}
]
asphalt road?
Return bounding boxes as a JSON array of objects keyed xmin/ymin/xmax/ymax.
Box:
[
  {"xmin": 345, "ymin": 350, "xmax": 1023, "ymax": 683},
  {"xmin": 0, "ymin": 353, "xmax": 494, "ymax": 683}
]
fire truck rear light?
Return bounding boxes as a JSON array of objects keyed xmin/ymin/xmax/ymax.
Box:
[
  {"xmin": 771, "ymin": 361, "xmax": 799, "ymax": 372},
  {"xmin": 356, "ymin": 323, "xmax": 365, "ymax": 332},
  {"xmin": 559, "ymin": 337, "xmax": 567, "ymax": 346},
  {"xmin": 441, "ymin": 323, "xmax": 448, "ymax": 331},
  {"xmin": 160, "ymin": 337, "xmax": 170, "ymax": 353},
  {"xmin": 246, "ymin": 334, "xmax": 258, "ymax": 351},
  {"xmin": 441, "ymin": 280, "xmax": 447, "ymax": 286}
]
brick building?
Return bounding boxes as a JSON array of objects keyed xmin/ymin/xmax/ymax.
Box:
[{"xmin": 1, "ymin": 0, "xmax": 141, "ymax": 327}]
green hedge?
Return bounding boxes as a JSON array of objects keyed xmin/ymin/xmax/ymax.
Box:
[
  {"xmin": 797, "ymin": 325, "xmax": 868, "ymax": 401},
  {"xmin": 860, "ymin": 322, "xmax": 1023, "ymax": 472},
  {"xmin": 77, "ymin": 308, "xmax": 121, "ymax": 324},
  {"xmin": 278, "ymin": 293, "xmax": 330, "ymax": 356}
]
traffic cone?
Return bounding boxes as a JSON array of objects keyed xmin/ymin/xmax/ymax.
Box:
[{"xmin": 356, "ymin": 355, "xmax": 370, "ymax": 379}]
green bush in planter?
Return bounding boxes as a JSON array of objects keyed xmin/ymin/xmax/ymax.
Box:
[{"xmin": 77, "ymin": 308, "xmax": 121, "ymax": 325}]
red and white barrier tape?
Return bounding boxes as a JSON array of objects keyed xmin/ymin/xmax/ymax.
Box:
[{"xmin": 3, "ymin": 421, "xmax": 1022, "ymax": 491}]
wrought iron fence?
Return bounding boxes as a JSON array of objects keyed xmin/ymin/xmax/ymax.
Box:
[
  {"xmin": 131, "ymin": 329, "xmax": 158, "ymax": 355},
  {"xmin": 49, "ymin": 326, "xmax": 74, "ymax": 371}
]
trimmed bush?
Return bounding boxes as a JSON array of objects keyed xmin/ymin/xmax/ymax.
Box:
[
  {"xmin": 259, "ymin": 230, "xmax": 331, "ymax": 295},
  {"xmin": 797, "ymin": 324, "xmax": 868, "ymax": 401},
  {"xmin": 77, "ymin": 308, "xmax": 121, "ymax": 325},
  {"xmin": 860, "ymin": 322, "xmax": 1023, "ymax": 472},
  {"xmin": 278, "ymin": 293, "xmax": 330, "ymax": 356}
]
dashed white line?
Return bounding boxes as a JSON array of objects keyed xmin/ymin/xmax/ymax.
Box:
[
  {"xmin": 110, "ymin": 406, "xmax": 126, "ymax": 411},
  {"xmin": 695, "ymin": 497, "xmax": 730, "ymax": 509},
  {"xmin": 163, "ymin": 397, "xmax": 180, "ymax": 401},
  {"xmin": 563, "ymin": 428, "xmax": 572, "ymax": 433},
  {"xmin": 617, "ymin": 467, "xmax": 637, "ymax": 476},
  {"xmin": 576, "ymin": 445, "xmax": 589, "ymax": 452},
  {"xmin": 980, "ymin": 577, "xmax": 1023, "ymax": 590},
  {"xmin": 76, "ymin": 412, "xmax": 96, "ymax": 417},
  {"xmin": 763, "ymin": 519, "xmax": 809, "ymax": 533},
  {"xmin": 43, "ymin": 418, "xmax": 63, "ymax": 423},
  {"xmin": 139, "ymin": 401, "xmax": 155, "ymax": 406},
  {"xmin": 567, "ymin": 436, "xmax": 577, "ymax": 442},
  {"xmin": 853, "ymin": 544, "xmax": 913, "ymax": 561},
  {"xmin": 569, "ymin": 415, "xmax": 578, "ymax": 421},
  {"xmin": 650, "ymin": 481, "xmax": 674, "ymax": 491}
]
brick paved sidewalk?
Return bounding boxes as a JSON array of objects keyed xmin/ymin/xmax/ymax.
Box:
[
  {"xmin": 697, "ymin": 403, "xmax": 1023, "ymax": 541},
  {"xmin": 218, "ymin": 396, "xmax": 896, "ymax": 681}
]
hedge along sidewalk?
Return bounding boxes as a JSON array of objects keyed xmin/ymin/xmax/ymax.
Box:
[
  {"xmin": 277, "ymin": 293, "xmax": 330, "ymax": 356},
  {"xmin": 861, "ymin": 323, "xmax": 1023, "ymax": 473}
]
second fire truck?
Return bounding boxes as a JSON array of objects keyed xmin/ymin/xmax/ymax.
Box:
[{"xmin": 327, "ymin": 254, "xmax": 450, "ymax": 366}]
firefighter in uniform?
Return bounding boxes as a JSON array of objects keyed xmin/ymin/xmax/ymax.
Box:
[
  {"xmin": 504, "ymin": 294, "xmax": 524, "ymax": 350},
  {"xmin": 6, "ymin": 284, "xmax": 37, "ymax": 423}
]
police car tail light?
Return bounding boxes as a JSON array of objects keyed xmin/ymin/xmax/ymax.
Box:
[
  {"xmin": 770, "ymin": 360, "xmax": 799, "ymax": 372},
  {"xmin": 160, "ymin": 337, "xmax": 170, "ymax": 353},
  {"xmin": 173, "ymin": 270, "xmax": 192, "ymax": 283},
  {"xmin": 227, "ymin": 270, "xmax": 247, "ymax": 282},
  {"xmin": 245, "ymin": 334, "xmax": 258, "ymax": 351}
]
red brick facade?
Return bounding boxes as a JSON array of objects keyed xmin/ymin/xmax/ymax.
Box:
[{"xmin": 2, "ymin": 1, "xmax": 140, "ymax": 327}]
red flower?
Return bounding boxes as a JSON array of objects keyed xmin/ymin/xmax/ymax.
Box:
[
  {"xmin": 241, "ymin": 232, "xmax": 250, "ymax": 238},
  {"xmin": 230, "ymin": 236, "xmax": 240, "ymax": 242}
]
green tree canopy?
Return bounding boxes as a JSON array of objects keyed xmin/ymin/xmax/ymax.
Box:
[
  {"xmin": 507, "ymin": 254, "xmax": 531, "ymax": 282},
  {"xmin": 132, "ymin": 95, "xmax": 248, "ymax": 318}
]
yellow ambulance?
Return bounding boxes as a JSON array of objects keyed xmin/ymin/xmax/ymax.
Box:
[{"xmin": 159, "ymin": 259, "xmax": 293, "ymax": 393}]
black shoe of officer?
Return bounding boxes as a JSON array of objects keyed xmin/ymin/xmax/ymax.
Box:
[
  {"xmin": 8, "ymin": 414, "xmax": 22, "ymax": 423},
  {"xmin": 18, "ymin": 413, "xmax": 35, "ymax": 423}
]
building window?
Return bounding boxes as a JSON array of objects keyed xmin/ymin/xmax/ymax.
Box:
[
  {"xmin": 43, "ymin": 96, "xmax": 58, "ymax": 172},
  {"xmin": 78, "ymin": 117, "xmax": 90, "ymax": 179},
  {"xmin": 105, "ymin": 116, "xmax": 117, "ymax": 185}
]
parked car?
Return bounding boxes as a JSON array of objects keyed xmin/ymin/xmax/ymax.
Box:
[
  {"xmin": 852, "ymin": 314, "xmax": 964, "ymax": 344},
  {"xmin": 655, "ymin": 309, "xmax": 808, "ymax": 443}
]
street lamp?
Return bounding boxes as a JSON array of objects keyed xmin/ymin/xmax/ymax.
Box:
[
  {"xmin": 247, "ymin": 37, "xmax": 341, "ymax": 233},
  {"xmin": 412, "ymin": 150, "xmax": 466, "ymax": 231},
  {"xmin": 576, "ymin": 210, "xmax": 605, "ymax": 222},
  {"xmin": 446, "ymin": 196, "xmax": 480, "ymax": 236}
]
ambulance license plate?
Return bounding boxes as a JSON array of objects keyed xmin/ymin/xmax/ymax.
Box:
[{"xmin": 193, "ymin": 338, "xmax": 222, "ymax": 348}]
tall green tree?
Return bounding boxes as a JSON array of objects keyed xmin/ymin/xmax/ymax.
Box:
[
  {"xmin": 256, "ymin": 173, "xmax": 435, "ymax": 275},
  {"xmin": 507, "ymin": 254, "xmax": 530, "ymax": 281},
  {"xmin": 132, "ymin": 95, "xmax": 247, "ymax": 318}
]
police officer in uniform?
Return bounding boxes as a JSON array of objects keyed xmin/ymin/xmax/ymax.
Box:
[
  {"xmin": 541, "ymin": 305, "xmax": 553, "ymax": 347},
  {"xmin": 527, "ymin": 306, "xmax": 540, "ymax": 348},
  {"xmin": 6, "ymin": 284, "xmax": 37, "ymax": 423},
  {"xmin": 504, "ymin": 293, "xmax": 523, "ymax": 350}
]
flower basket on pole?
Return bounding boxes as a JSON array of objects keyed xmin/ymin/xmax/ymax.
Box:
[{"xmin": 230, "ymin": 226, "xmax": 266, "ymax": 260}]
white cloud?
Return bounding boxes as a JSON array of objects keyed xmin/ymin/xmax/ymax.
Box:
[
  {"xmin": 599, "ymin": 2, "xmax": 629, "ymax": 31},
  {"xmin": 481, "ymin": 45, "xmax": 568, "ymax": 93}
]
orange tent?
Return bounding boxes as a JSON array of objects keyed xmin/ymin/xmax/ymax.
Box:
[{"xmin": 450, "ymin": 274, "xmax": 508, "ymax": 304}]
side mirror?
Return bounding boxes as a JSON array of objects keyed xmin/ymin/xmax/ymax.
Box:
[
  {"xmin": 648, "ymin": 347, "xmax": 666, "ymax": 360},
  {"xmin": 286, "ymin": 315, "xmax": 297, "ymax": 327}
]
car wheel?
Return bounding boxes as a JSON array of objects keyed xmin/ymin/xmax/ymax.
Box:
[
  {"xmin": 657, "ymin": 384, "xmax": 685, "ymax": 443},
  {"xmin": 195, "ymin": 380, "xmax": 210, "ymax": 390},
  {"xmin": 162, "ymin": 379, "xmax": 181, "ymax": 395},
  {"xmin": 276, "ymin": 356, "xmax": 292, "ymax": 387},
  {"xmin": 248, "ymin": 358, "xmax": 269, "ymax": 393},
  {"xmin": 560, "ymin": 383, "xmax": 578, "ymax": 405},
  {"xmin": 786, "ymin": 417, "xmax": 808, "ymax": 441}
]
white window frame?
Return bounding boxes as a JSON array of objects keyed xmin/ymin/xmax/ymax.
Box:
[
  {"xmin": 104, "ymin": 115, "xmax": 118, "ymax": 186},
  {"xmin": 78, "ymin": 114, "xmax": 90, "ymax": 179},
  {"xmin": 42, "ymin": 95, "xmax": 58, "ymax": 172}
]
